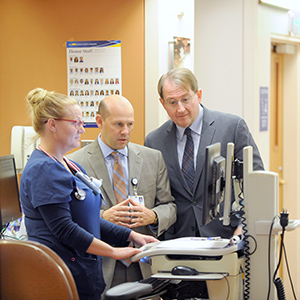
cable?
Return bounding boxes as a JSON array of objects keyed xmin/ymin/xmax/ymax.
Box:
[
  {"xmin": 0, "ymin": 226, "xmax": 7, "ymax": 238},
  {"xmin": 283, "ymin": 242, "xmax": 297, "ymax": 300},
  {"xmin": 272, "ymin": 209, "xmax": 289, "ymax": 300},
  {"xmin": 274, "ymin": 277, "xmax": 286, "ymax": 300},
  {"xmin": 224, "ymin": 275, "xmax": 230, "ymax": 300},
  {"xmin": 267, "ymin": 215, "xmax": 277, "ymax": 300},
  {"xmin": 272, "ymin": 230, "xmax": 285, "ymax": 299},
  {"xmin": 236, "ymin": 178, "xmax": 252, "ymax": 300},
  {"xmin": 0, "ymin": 220, "xmax": 27, "ymax": 240}
]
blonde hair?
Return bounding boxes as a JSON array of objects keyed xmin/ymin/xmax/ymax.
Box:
[{"xmin": 26, "ymin": 88, "xmax": 78, "ymax": 135}]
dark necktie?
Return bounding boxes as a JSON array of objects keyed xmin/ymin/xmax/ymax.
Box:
[
  {"xmin": 182, "ymin": 127, "xmax": 195, "ymax": 191},
  {"xmin": 111, "ymin": 151, "xmax": 127, "ymax": 203}
]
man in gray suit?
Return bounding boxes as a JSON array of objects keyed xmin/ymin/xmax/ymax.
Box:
[
  {"xmin": 68, "ymin": 95, "xmax": 176, "ymax": 297},
  {"xmin": 145, "ymin": 68, "xmax": 264, "ymax": 240}
]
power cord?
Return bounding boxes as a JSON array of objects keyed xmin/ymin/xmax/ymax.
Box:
[
  {"xmin": 267, "ymin": 215, "xmax": 277, "ymax": 300},
  {"xmin": 273, "ymin": 209, "xmax": 289, "ymax": 300},
  {"xmin": 283, "ymin": 242, "xmax": 297, "ymax": 299},
  {"xmin": 280, "ymin": 209, "xmax": 289, "ymax": 230},
  {"xmin": 235, "ymin": 178, "xmax": 252, "ymax": 300},
  {"xmin": 229, "ymin": 176, "xmax": 258, "ymax": 300},
  {"xmin": 267, "ymin": 210, "xmax": 298, "ymax": 300}
]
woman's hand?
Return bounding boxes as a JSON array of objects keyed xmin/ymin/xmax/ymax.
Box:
[
  {"xmin": 110, "ymin": 246, "xmax": 142, "ymax": 260},
  {"xmin": 86, "ymin": 233, "xmax": 158, "ymax": 260},
  {"xmin": 87, "ymin": 237, "xmax": 142, "ymax": 259},
  {"xmin": 127, "ymin": 230, "xmax": 159, "ymax": 247},
  {"xmin": 110, "ymin": 231, "xmax": 159, "ymax": 261}
]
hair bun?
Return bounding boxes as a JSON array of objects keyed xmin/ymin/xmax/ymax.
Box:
[{"xmin": 26, "ymin": 88, "xmax": 48, "ymax": 107}]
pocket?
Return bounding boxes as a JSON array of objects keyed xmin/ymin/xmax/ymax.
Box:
[{"xmin": 67, "ymin": 254, "xmax": 105, "ymax": 296}]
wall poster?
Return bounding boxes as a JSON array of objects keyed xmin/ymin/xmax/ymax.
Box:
[
  {"xmin": 173, "ymin": 36, "xmax": 191, "ymax": 69},
  {"xmin": 260, "ymin": 86, "xmax": 268, "ymax": 132},
  {"xmin": 66, "ymin": 40, "xmax": 122, "ymax": 127}
]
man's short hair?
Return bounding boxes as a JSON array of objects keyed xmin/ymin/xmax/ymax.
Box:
[{"xmin": 157, "ymin": 68, "xmax": 198, "ymax": 100}]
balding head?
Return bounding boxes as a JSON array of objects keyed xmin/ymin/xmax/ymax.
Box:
[
  {"xmin": 98, "ymin": 95, "xmax": 134, "ymax": 120},
  {"xmin": 96, "ymin": 95, "xmax": 135, "ymax": 150}
]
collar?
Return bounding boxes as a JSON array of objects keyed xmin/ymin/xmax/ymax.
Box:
[
  {"xmin": 97, "ymin": 134, "xmax": 128, "ymax": 158},
  {"xmin": 176, "ymin": 104, "xmax": 203, "ymax": 141}
]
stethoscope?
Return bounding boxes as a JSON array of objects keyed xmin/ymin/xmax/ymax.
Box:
[
  {"xmin": 65, "ymin": 158, "xmax": 103, "ymax": 200},
  {"xmin": 38, "ymin": 145, "xmax": 102, "ymax": 201}
]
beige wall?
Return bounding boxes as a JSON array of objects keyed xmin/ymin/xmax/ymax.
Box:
[{"xmin": 0, "ymin": 0, "xmax": 145, "ymax": 156}]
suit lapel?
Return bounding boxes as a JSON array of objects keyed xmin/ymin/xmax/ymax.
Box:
[
  {"xmin": 164, "ymin": 122, "xmax": 181, "ymax": 173},
  {"xmin": 127, "ymin": 143, "xmax": 142, "ymax": 196},
  {"xmin": 194, "ymin": 106, "xmax": 216, "ymax": 186}
]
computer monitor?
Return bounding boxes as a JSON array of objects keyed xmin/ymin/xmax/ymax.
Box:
[
  {"xmin": 0, "ymin": 154, "xmax": 22, "ymax": 230},
  {"xmin": 223, "ymin": 143, "xmax": 234, "ymax": 226},
  {"xmin": 202, "ymin": 143, "xmax": 226, "ymax": 226}
]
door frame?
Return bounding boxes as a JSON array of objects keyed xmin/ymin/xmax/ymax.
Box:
[{"xmin": 270, "ymin": 35, "xmax": 300, "ymax": 297}]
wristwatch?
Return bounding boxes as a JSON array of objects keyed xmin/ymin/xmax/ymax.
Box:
[{"xmin": 153, "ymin": 212, "xmax": 158, "ymax": 224}]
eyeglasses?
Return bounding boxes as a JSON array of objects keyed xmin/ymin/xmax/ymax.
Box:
[
  {"xmin": 54, "ymin": 119, "xmax": 85, "ymax": 129},
  {"xmin": 165, "ymin": 93, "xmax": 197, "ymax": 109}
]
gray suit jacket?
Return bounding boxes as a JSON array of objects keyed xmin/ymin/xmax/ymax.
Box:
[
  {"xmin": 145, "ymin": 105, "xmax": 264, "ymax": 240},
  {"xmin": 68, "ymin": 140, "xmax": 176, "ymax": 289}
]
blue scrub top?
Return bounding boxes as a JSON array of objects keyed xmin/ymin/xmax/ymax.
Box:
[{"xmin": 20, "ymin": 149, "xmax": 131, "ymax": 300}]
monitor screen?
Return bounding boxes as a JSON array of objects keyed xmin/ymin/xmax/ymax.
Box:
[
  {"xmin": 202, "ymin": 143, "xmax": 226, "ymax": 226},
  {"xmin": 0, "ymin": 155, "xmax": 22, "ymax": 229}
]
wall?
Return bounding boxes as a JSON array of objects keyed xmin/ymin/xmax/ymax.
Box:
[
  {"xmin": 145, "ymin": 0, "xmax": 195, "ymax": 135},
  {"xmin": 0, "ymin": 0, "xmax": 145, "ymax": 156},
  {"xmin": 193, "ymin": 0, "xmax": 270, "ymax": 166},
  {"xmin": 194, "ymin": 0, "xmax": 243, "ymax": 117}
]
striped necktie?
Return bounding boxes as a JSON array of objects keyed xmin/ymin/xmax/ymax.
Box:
[
  {"xmin": 111, "ymin": 151, "xmax": 127, "ymax": 203},
  {"xmin": 111, "ymin": 151, "xmax": 133, "ymax": 267},
  {"xmin": 182, "ymin": 127, "xmax": 195, "ymax": 192}
]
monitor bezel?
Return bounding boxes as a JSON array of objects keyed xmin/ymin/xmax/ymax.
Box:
[
  {"xmin": 0, "ymin": 154, "xmax": 22, "ymax": 229},
  {"xmin": 202, "ymin": 143, "xmax": 226, "ymax": 226}
]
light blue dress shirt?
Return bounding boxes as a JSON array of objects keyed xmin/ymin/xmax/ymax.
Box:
[{"xmin": 97, "ymin": 135, "xmax": 129, "ymax": 197}]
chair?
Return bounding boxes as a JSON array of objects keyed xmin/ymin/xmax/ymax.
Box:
[{"xmin": 0, "ymin": 239, "xmax": 79, "ymax": 300}]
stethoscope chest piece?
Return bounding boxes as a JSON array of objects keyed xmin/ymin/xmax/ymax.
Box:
[{"xmin": 75, "ymin": 188, "xmax": 86, "ymax": 200}]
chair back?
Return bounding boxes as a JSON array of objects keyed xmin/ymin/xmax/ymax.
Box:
[{"xmin": 0, "ymin": 239, "xmax": 79, "ymax": 300}]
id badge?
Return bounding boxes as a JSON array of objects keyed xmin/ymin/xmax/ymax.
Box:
[{"xmin": 128, "ymin": 195, "xmax": 145, "ymax": 206}]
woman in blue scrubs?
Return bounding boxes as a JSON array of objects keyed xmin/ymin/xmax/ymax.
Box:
[{"xmin": 20, "ymin": 88, "xmax": 158, "ymax": 300}]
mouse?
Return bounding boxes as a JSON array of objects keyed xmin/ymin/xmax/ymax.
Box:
[{"xmin": 171, "ymin": 265, "xmax": 199, "ymax": 276}]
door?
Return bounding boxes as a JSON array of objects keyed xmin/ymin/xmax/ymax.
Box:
[{"xmin": 270, "ymin": 48, "xmax": 285, "ymax": 212}]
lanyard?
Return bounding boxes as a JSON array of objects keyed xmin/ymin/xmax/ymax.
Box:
[
  {"xmin": 37, "ymin": 145, "xmax": 79, "ymax": 172},
  {"xmin": 37, "ymin": 145, "xmax": 102, "ymax": 197}
]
